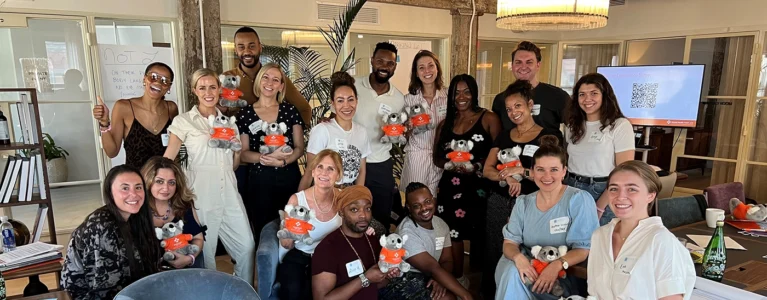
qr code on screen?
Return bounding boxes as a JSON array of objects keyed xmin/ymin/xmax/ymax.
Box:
[{"xmin": 631, "ymin": 83, "xmax": 659, "ymax": 108}]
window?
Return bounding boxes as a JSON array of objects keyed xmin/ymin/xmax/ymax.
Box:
[
  {"xmin": 558, "ymin": 43, "xmax": 620, "ymax": 94},
  {"xmin": 476, "ymin": 40, "xmax": 554, "ymax": 109}
]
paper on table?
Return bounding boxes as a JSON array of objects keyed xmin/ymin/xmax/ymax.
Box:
[
  {"xmin": 691, "ymin": 276, "xmax": 767, "ymax": 300},
  {"xmin": 687, "ymin": 234, "xmax": 747, "ymax": 250}
]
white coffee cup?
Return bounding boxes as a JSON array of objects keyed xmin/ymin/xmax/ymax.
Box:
[{"xmin": 706, "ymin": 208, "xmax": 725, "ymax": 228}]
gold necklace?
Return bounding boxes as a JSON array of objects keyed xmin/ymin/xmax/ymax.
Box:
[
  {"xmin": 312, "ymin": 187, "xmax": 335, "ymax": 214},
  {"xmin": 516, "ymin": 124, "xmax": 537, "ymax": 138},
  {"xmin": 340, "ymin": 229, "xmax": 376, "ymax": 266}
]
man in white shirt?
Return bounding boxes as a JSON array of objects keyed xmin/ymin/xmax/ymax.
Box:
[{"xmin": 353, "ymin": 42, "xmax": 405, "ymax": 232}]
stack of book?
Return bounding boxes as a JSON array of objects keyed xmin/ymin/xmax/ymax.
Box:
[
  {"xmin": 0, "ymin": 242, "xmax": 63, "ymax": 273},
  {"xmin": 0, "ymin": 150, "xmax": 47, "ymax": 203}
]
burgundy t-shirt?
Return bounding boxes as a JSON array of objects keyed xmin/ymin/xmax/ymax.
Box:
[{"xmin": 312, "ymin": 229, "xmax": 382, "ymax": 300}]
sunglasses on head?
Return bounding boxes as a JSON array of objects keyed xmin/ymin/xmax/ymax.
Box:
[{"xmin": 146, "ymin": 72, "xmax": 172, "ymax": 87}]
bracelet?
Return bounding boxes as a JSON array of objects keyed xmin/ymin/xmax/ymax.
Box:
[
  {"xmin": 187, "ymin": 254, "xmax": 195, "ymax": 267},
  {"xmin": 596, "ymin": 206, "xmax": 605, "ymax": 213},
  {"xmin": 99, "ymin": 123, "xmax": 112, "ymax": 133}
]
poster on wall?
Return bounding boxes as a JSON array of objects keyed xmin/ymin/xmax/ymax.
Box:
[
  {"xmin": 388, "ymin": 40, "xmax": 432, "ymax": 94},
  {"xmin": 97, "ymin": 44, "xmax": 177, "ymax": 168},
  {"xmin": 19, "ymin": 58, "xmax": 53, "ymax": 93}
]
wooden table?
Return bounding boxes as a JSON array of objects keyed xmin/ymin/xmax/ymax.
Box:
[
  {"xmin": 8, "ymin": 291, "xmax": 70, "ymax": 300},
  {"xmin": 671, "ymin": 220, "xmax": 767, "ymax": 295},
  {"xmin": 4, "ymin": 261, "xmax": 64, "ymax": 297}
]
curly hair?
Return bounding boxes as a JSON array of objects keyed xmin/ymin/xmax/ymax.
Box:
[
  {"xmin": 564, "ymin": 73, "xmax": 625, "ymax": 144},
  {"xmin": 141, "ymin": 156, "xmax": 196, "ymax": 221}
]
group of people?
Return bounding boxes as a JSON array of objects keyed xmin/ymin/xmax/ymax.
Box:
[{"xmin": 59, "ymin": 25, "xmax": 697, "ymax": 300}]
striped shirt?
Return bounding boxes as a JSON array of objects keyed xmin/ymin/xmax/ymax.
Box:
[{"xmin": 399, "ymin": 88, "xmax": 448, "ymax": 195}]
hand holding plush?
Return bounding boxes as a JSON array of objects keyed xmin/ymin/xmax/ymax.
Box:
[
  {"xmin": 378, "ymin": 233, "xmax": 411, "ymax": 275},
  {"xmin": 218, "ymin": 74, "xmax": 248, "ymax": 108},
  {"xmin": 259, "ymin": 121, "xmax": 292, "ymax": 155},
  {"xmin": 276, "ymin": 204, "xmax": 316, "ymax": 245},
  {"xmin": 497, "ymin": 146, "xmax": 523, "ymax": 187},
  {"xmin": 444, "ymin": 139, "xmax": 475, "ymax": 173},
  {"xmin": 208, "ymin": 114, "xmax": 242, "ymax": 152},
  {"xmin": 729, "ymin": 198, "xmax": 767, "ymax": 221},
  {"xmin": 527, "ymin": 245, "xmax": 568, "ymax": 297},
  {"xmin": 405, "ymin": 102, "xmax": 435, "ymax": 135},
  {"xmin": 380, "ymin": 112, "xmax": 408, "ymax": 145},
  {"xmin": 155, "ymin": 220, "xmax": 200, "ymax": 262}
]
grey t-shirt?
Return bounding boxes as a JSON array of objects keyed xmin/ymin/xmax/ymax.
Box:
[{"xmin": 396, "ymin": 216, "xmax": 452, "ymax": 273}]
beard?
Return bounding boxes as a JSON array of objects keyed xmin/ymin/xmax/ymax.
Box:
[
  {"xmin": 239, "ymin": 54, "xmax": 259, "ymax": 68},
  {"xmin": 343, "ymin": 217, "xmax": 369, "ymax": 234},
  {"xmin": 372, "ymin": 69, "xmax": 393, "ymax": 83}
]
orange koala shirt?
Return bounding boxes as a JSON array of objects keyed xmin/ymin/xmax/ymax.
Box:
[
  {"xmin": 379, "ymin": 247, "xmax": 406, "ymax": 265},
  {"xmin": 447, "ymin": 151, "xmax": 471, "ymax": 163},
  {"xmin": 163, "ymin": 234, "xmax": 194, "ymax": 252},
  {"xmin": 211, "ymin": 127, "xmax": 236, "ymax": 140},
  {"xmin": 732, "ymin": 202, "xmax": 751, "ymax": 220},
  {"xmin": 382, "ymin": 124, "xmax": 406, "ymax": 136},
  {"xmin": 410, "ymin": 114, "xmax": 431, "ymax": 127},
  {"xmin": 221, "ymin": 88, "xmax": 244, "ymax": 101},
  {"xmin": 285, "ymin": 217, "xmax": 313, "ymax": 235},
  {"xmin": 264, "ymin": 135, "xmax": 287, "ymax": 147},
  {"xmin": 531, "ymin": 259, "xmax": 566, "ymax": 278},
  {"xmin": 496, "ymin": 160, "xmax": 521, "ymax": 171}
]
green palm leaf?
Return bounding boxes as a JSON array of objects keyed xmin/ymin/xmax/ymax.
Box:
[
  {"xmin": 318, "ymin": 0, "xmax": 368, "ymax": 71},
  {"xmin": 339, "ymin": 48, "xmax": 360, "ymax": 74},
  {"xmin": 260, "ymin": 44, "xmax": 291, "ymax": 77}
]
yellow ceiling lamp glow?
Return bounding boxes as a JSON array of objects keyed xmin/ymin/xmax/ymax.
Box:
[{"xmin": 496, "ymin": 0, "xmax": 610, "ymax": 31}]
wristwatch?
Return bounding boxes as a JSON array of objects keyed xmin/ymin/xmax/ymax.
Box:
[
  {"xmin": 524, "ymin": 169, "xmax": 530, "ymax": 178},
  {"xmin": 559, "ymin": 257, "xmax": 569, "ymax": 270},
  {"xmin": 359, "ymin": 273, "xmax": 370, "ymax": 288}
]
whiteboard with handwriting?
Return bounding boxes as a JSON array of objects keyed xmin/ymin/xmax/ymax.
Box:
[{"xmin": 97, "ymin": 44, "xmax": 177, "ymax": 167}]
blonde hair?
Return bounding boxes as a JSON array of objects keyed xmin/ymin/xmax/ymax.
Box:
[
  {"xmin": 308, "ymin": 149, "xmax": 343, "ymax": 182},
  {"xmin": 190, "ymin": 68, "xmax": 220, "ymax": 90},
  {"xmin": 609, "ymin": 160, "xmax": 662, "ymax": 215},
  {"xmin": 141, "ymin": 156, "xmax": 196, "ymax": 220},
  {"xmin": 253, "ymin": 63, "xmax": 287, "ymax": 103}
]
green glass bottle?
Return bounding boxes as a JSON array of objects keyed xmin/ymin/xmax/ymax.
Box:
[{"xmin": 701, "ymin": 220, "xmax": 727, "ymax": 282}]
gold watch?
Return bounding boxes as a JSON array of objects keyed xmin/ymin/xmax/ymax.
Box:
[{"xmin": 559, "ymin": 257, "xmax": 569, "ymax": 270}]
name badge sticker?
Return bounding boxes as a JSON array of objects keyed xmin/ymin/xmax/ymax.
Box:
[
  {"xmin": 435, "ymin": 237, "xmax": 445, "ymax": 250},
  {"xmin": 335, "ymin": 138, "xmax": 349, "ymax": 151},
  {"xmin": 438, "ymin": 105, "xmax": 447, "ymax": 117},
  {"xmin": 522, "ymin": 144, "xmax": 539, "ymax": 157},
  {"xmin": 249, "ymin": 120, "xmax": 264, "ymax": 134},
  {"xmin": 378, "ymin": 103, "xmax": 393, "ymax": 116},
  {"xmin": 549, "ymin": 216, "xmax": 570, "ymax": 234},
  {"xmin": 617, "ymin": 256, "xmax": 638, "ymax": 275},
  {"xmin": 161, "ymin": 133, "xmax": 170, "ymax": 146},
  {"xmin": 346, "ymin": 259, "xmax": 364, "ymax": 277},
  {"xmin": 587, "ymin": 131, "xmax": 604, "ymax": 143}
]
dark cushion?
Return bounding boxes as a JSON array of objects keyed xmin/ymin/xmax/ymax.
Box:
[{"xmin": 657, "ymin": 195, "xmax": 707, "ymax": 229}]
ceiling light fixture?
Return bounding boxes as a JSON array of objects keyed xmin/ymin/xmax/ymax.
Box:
[{"xmin": 496, "ymin": 0, "xmax": 609, "ymax": 31}]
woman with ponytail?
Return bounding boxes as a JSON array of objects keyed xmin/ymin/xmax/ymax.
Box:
[
  {"xmin": 62, "ymin": 165, "xmax": 161, "ymax": 299},
  {"xmin": 494, "ymin": 135, "xmax": 599, "ymax": 299}
]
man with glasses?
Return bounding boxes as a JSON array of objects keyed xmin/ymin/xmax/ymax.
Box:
[
  {"xmin": 353, "ymin": 42, "xmax": 405, "ymax": 233},
  {"xmin": 491, "ymin": 41, "xmax": 570, "ymax": 132}
]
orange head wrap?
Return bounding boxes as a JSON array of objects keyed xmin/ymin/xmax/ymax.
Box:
[{"xmin": 335, "ymin": 185, "xmax": 373, "ymax": 211}]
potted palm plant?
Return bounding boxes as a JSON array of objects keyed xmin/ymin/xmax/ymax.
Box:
[{"xmin": 42, "ymin": 133, "xmax": 69, "ymax": 184}]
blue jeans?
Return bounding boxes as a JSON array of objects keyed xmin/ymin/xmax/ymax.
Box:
[{"xmin": 564, "ymin": 177, "xmax": 614, "ymax": 226}]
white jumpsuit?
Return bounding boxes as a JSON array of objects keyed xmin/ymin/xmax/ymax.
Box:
[{"xmin": 168, "ymin": 106, "xmax": 255, "ymax": 284}]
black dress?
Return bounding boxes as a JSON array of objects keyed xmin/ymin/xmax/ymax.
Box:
[
  {"xmin": 124, "ymin": 100, "xmax": 172, "ymax": 169},
  {"xmin": 481, "ymin": 127, "xmax": 563, "ymax": 297},
  {"xmin": 434, "ymin": 110, "xmax": 494, "ymax": 242},
  {"xmin": 236, "ymin": 102, "xmax": 304, "ymax": 241}
]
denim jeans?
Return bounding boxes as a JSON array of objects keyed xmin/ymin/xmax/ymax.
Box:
[{"xmin": 564, "ymin": 177, "xmax": 614, "ymax": 226}]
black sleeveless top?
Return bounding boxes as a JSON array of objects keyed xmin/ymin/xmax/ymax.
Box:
[
  {"xmin": 435, "ymin": 110, "xmax": 494, "ymax": 166},
  {"xmin": 124, "ymin": 100, "xmax": 172, "ymax": 169}
]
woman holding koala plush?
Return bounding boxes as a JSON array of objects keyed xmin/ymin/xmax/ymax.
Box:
[
  {"xmin": 236, "ymin": 62, "xmax": 305, "ymax": 243},
  {"xmin": 141, "ymin": 156, "xmax": 204, "ymax": 269},
  {"xmin": 164, "ymin": 68, "xmax": 255, "ymax": 284},
  {"xmin": 433, "ymin": 74, "xmax": 501, "ymax": 285},
  {"xmin": 480, "ymin": 80, "xmax": 563, "ymax": 297},
  {"xmin": 587, "ymin": 161, "xmax": 695, "ymax": 299},
  {"xmin": 494, "ymin": 135, "xmax": 598, "ymax": 300}
]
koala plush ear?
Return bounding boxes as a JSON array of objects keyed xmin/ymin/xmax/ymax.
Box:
[
  {"xmin": 402, "ymin": 234, "xmax": 408, "ymax": 243},
  {"xmin": 207, "ymin": 114, "xmax": 215, "ymax": 124},
  {"xmin": 219, "ymin": 74, "xmax": 227, "ymax": 83},
  {"xmin": 400, "ymin": 112, "xmax": 408, "ymax": 121},
  {"xmin": 405, "ymin": 106, "xmax": 412, "ymax": 114},
  {"xmin": 450, "ymin": 139, "xmax": 457, "ymax": 149},
  {"xmin": 531, "ymin": 245, "xmax": 542, "ymax": 258},
  {"xmin": 379, "ymin": 235, "xmax": 387, "ymax": 247},
  {"xmin": 382, "ymin": 114, "xmax": 388, "ymax": 123},
  {"xmin": 558, "ymin": 246, "xmax": 568, "ymax": 257},
  {"xmin": 155, "ymin": 228, "xmax": 163, "ymax": 240},
  {"xmin": 228, "ymin": 116, "xmax": 237, "ymax": 125},
  {"xmin": 279, "ymin": 122, "xmax": 288, "ymax": 133},
  {"xmin": 177, "ymin": 220, "xmax": 184, "ymax": 229},
  {"xmin": 512, "ymin": 146, "xmax": 522, "ymax": 156},
  {"xmin": 309, "ymin": 209, "xmax": 317, "ymax": 220},
  {"xmin": 467, "ymin": 140, "xmax": 474, "ymax": 149},
  {"xmin": 261, "ymin": 121, "xmax": 269, "ymax": 132},
  {"xmin": 285, "ymin": 204, "xmax": 295, "ymax": 213}
]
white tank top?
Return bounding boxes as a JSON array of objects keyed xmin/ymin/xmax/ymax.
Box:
[{"xmin": 294, "ymin": 191, "xmax": 342, "ymax": 255}]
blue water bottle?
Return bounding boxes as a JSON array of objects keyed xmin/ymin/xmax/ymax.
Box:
[{"xmin": 1, "ymin": 216, "xmax": 16, "ymax": 253}]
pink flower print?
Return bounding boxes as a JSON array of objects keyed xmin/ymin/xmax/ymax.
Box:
[
  {"xmin": 455, "ymin": 209, "xmax": 466, "ymax": 218},
  {"xmin": 453, "ymin": 193, "xmax": 462, "ymax": 199},
  {"xmin": 451, "ymin": 177, "xmax": 460, "ymax": 185}
]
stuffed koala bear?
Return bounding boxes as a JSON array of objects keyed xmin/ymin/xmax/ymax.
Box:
[
  {"xmin": 277, "ymin": 204, "xmax": 316, "ymax": 244},
  {"xmin": 497, "ymin": 146, "xmax": 524, "ymax": 187},
  {"xmin": 155, "ymin": 220, "xmax": 200, "ymax": 262},
  {"xmin": 218, "ymin": 74, "xmax": 248, "ymax": 108},
  {"xmin": 730, "ymin": 198, "xmax": 767, "ymax": 222},
  {"xmin": 405, "ymin": 102, "xmax": 435, "ymax": 135},
  {"xmin": 445, "ymin": 139, "xmax": 475, "ymax": 173},
  {"xmin": 528, "ymin": 245, "xmax": 568, "ymax": 297},
  {"xmin": 208, "ymin": 114, "xmax": 242, "ymax": 152},
  {"xmin": 380, "ymin": 112, "xmax": 408, "ymax": 145},
  {"xmin": 259, "ymin": 121, "xmax": 292, "ymax": 155},
  {"xmin": 378, "ymin": 233, "xmax": 411, "ymax": 274}
]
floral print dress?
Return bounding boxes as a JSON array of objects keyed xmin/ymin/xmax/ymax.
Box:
[{"xmin": 435, "ymin": 111, "xmax": 493, "ymax": 241}]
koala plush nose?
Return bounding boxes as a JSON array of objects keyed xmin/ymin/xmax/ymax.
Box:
[{"xmin": 547, "ymin": 250, "xmax": 554, "ymax": 255}]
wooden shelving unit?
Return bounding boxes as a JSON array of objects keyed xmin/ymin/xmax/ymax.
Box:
[{"xmin": 0, "ymin": 88, "xmax": 58, "ymax": 246}]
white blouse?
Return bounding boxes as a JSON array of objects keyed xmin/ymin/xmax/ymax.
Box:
[{"xmin": 587, "ymin": 217, "xmax": 696, "ymax": 300}]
